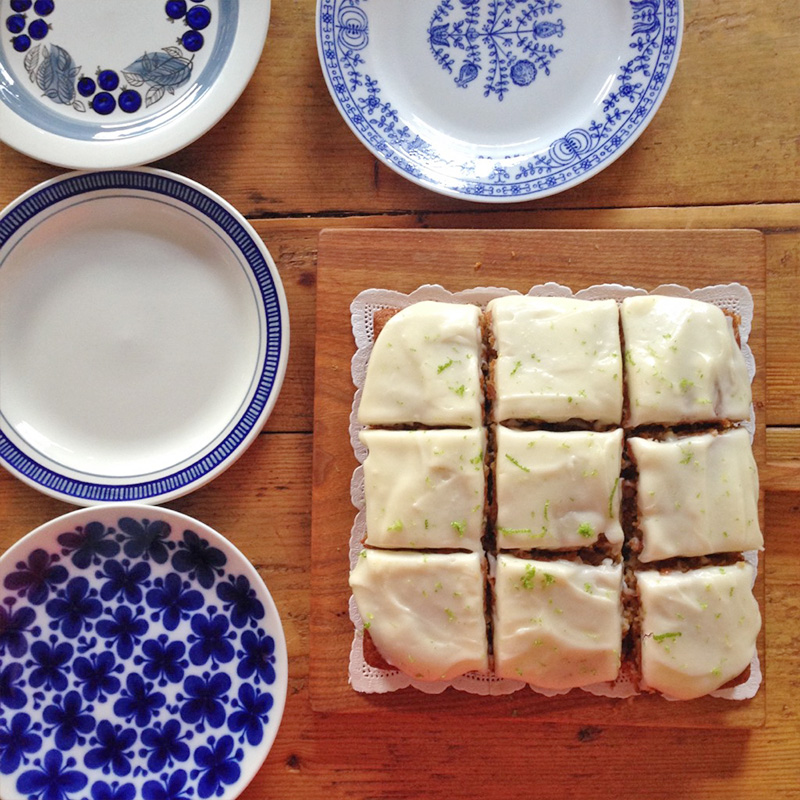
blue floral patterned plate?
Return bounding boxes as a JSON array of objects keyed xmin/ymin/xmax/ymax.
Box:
[
  {"xmin": 0, "ymin": 505, "xmax": 287, "ymax": 800},
  {"xmin": 0, "ymin": 169, "xmax": 289, "ymax": 506},
  {"xmin": 0, "ymin": 1, "xmax": 270, "ymax": 168},
  {"xmin": 317, "ymin": 0, "xmax": 683, "ymax": 202}
]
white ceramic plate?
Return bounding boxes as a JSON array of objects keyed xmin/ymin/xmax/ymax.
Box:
[
  {"xmin": 0, "ymin": 168, "xmax": 289, "ymax": 505},
  {"xmin": 0, "ymin": 504, "xmax": 287, "ymax": 800},
  {"xmin": 317, "ymin": 0, "xmax": 683, "ymax": 202},
  {"xmin": 0, "ymin": 1, "xmax": 270, "ymax": 168}
]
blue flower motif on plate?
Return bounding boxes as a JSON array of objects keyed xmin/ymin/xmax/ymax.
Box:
[
  {"xmin": 428, "ymin": 0, "xmax": 565, "ymax": 100},
  {"xmin": 0, "ymin": 514, "xmax": 281, "ymax": 799},
  {"xmin": 319, "ymin": 0, "xmax": 683, "ymax": 199}
]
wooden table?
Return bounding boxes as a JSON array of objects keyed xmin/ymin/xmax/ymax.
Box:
[{"xmin": 1, "ymin": 1, "xmax": 799, "ymax": 797}]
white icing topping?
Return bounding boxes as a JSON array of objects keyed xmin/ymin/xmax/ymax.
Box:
[
  {"xmin": 349, "ymin": 551, "xmax": 489, "ymax": 681},
  {"xmin": 359, "ymin": 428, "xmax": 485, "ymax": 551},
  {"xmin": 493, "ymin": 556, "xmax": 623, "ymax": 689},
  {"xmin": 358, "ymin": 301, "xmax": 483, "ymax": 427},
  {"xmin": 487, "ymin": 295, "xmax": 622, "ymax": 424},
  {"xmin": 631, "ymin": 429, "xmax": 763, "ymax": 562},
  {"xmin": 621, "ymin": 295, "xmax": 752, "ymax": 426},
  {"xmin": 637, "ymin": 562, "xmax": 761, "ymax": 700},
  {"xmin": 495, "ymin": 427, "xmax": 623, "ymax": 550}
]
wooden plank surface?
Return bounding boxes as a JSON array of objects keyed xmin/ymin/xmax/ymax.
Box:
[
  {"xmin": 310, "ymin": 228, "xmax": 767, "ymax": 726},
  {"xmin": 0, "ymin": 1, "xmax": 799, "ymax": 215}
]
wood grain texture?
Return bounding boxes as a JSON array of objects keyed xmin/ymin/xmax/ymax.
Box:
[{"xmin": 310, "ymin": 228, "xmax": 767, "ymax": 726}]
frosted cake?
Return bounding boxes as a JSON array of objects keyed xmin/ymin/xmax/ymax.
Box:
[
  {"xmin": 487, "ymin": 295, "xmax": 623, "ymax": 425},
  {"xmin": 359, "ymin": 428, "xmax": 486, "ymax": 551},
  {"xmin": 629, "ymin": 428, "xmax": 763, "ymax": 562},
  {"xmin": 621, "ymin": 295, "xmax": 751, "ymax": 427},
  {"xmin": 348, "ymin": 550, "xmax": 489, "ymax": 681},
  {"xmin": 494, "ymin": 427, "xmax": 624, "ymax": 552},
  {"xmin": 636, "ymin": 563, "xmax": 761, "ymax": 700},
  {"xmin": 358, "ymin": 301, "xmax": 483, "ymax": 427},
  {"xmin": 493, "ymin": 556, "xmax": 623, "ymax": 689}
]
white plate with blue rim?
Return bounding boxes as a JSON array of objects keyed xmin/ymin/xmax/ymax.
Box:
[
  {"xmin": 0, "ymin": 0, "xmax": 270, "ymax": 168},
  {"xmin": 0, "ymin": 168, "xmax": 289, "ymax": 505},
  {"xmin": 316, "ymin": 0, "xmax": 683, "ymax": 202},
  {"xmin": 0, "ymin": 504, "xmax": 287, "ymax": 800}
]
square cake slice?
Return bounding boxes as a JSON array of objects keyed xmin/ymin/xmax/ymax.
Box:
[
  {"xmin": 637, "ymin": 563, "xmax": 761, "ymax": 700},
  {"xmin": 493, "ymin": 556, "xmax": 623, "ymax": 689},
  {"xmin": 494, "ymin": 427, "xmax": 623, "ymax": 551},
  {"xmin": 360, "ymin": 428, "xmax": 485, "ymax": 551},
  {"xmin": 487, "ymin": 295, "xmax": 623, "ymax": 425},
  {"xmin": 349, "ymin": 550, "xmax": 489, "ymax": 681},
  {"xmin": 630, "ymin": 428, "xmax": 763, "ymax": 562},
  {"xmin": 621, "ymin": 295, "xmax": 752, "ymax": 427},
  {"xmin": 358, "ymin": 301, "xmax": 483, "ymax": 427}
]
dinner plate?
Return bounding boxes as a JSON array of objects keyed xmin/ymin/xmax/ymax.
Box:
[
  {"xmin": 0, "ymin": 168, "xmax": 289, "ymax": 505},
  {"xmin": 0, "ymin": 504, "xmax": 287, "ymax": 800},
  {"xmin": 317, "ymin": 0, "xmax": 683, "ymax": 202},
  {"xmin": 0, "ymin": 1, "xmax": 270, "ymax": 168}
]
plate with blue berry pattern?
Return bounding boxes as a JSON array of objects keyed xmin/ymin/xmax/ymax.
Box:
[
  {"xmin": 0, "ymin": 504, "xmax": 287, "ymax": 800},
  {"xmin": 0, "ymin": 0, "xmax": 270, "ymax": 168},
  {"xmin": 0, "ymin": 168, "xmax": 289, "ymax": 506},
  {"xmin": 317, "ymin": 0, "xmax": 683, "ymax": 202}
]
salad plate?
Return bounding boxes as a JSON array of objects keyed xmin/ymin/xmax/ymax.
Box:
[
  {"xmin": 0, "ymin": 1, "xmax": 270, "ymax": 168},
  {"xmin": 0, "ymin": 168, "xmax": 289, "ymax": 505},
  {"xmin": 0, "ymin": 504, "xmax": 287, "ymax": 800},
  {"xmin": 317, "ymin": 0, "xmax": 683, "ymax": 202}
]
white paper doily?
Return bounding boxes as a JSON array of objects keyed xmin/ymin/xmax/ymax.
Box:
[{"xmin": 347, "ymin": 283, "xmax": 761, "ymax": 701}]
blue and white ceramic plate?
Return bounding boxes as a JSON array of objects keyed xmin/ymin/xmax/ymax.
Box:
[
  {"xmin": 317, "ymin": 0, "xmax": 683, "ymax": 202},
  {"xmin": 0, "ymin": 1, "xmax": 270, "ymax": 168},
  {"xmin": 0, "ymin": 505, "xmax": 287, "ymax": 800},
  {"xmin": 0, "ymin": 169, "xmax": 289, "ymax": 506}
]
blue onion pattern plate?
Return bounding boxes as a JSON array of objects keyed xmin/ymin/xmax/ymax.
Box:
[
  {"xmin": 0, "ymin": 169, "xmax": 289, "ymax": 506},
  {"xmin": 0, "ymin": 1, "xmax": 270, "ymax": 168},
  {"xmin": 316, "ymin": 0, "xmax": 683, "ymax": 202},
  {"xmin": 0, "ymin": 505, "xmax": 287, "ymax": 800}
]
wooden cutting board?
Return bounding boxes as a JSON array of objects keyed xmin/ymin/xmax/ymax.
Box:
[{"xmin": 310, "ymin": 228, "xmax": 767, "ymax": 727}]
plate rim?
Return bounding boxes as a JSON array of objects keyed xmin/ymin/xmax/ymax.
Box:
[
  {"xmin": 0, "ymin": 502, "xmax": 289, "ymax": 800},
  {"xmin": 316, "ymin": 0, "xmax": 684, "ymax": 203},
  {"xmin": 0, "ymin": 167, "xmax": 290, "ymax": 506},
  {"xmin": 0, "ymin": 2, "xmax": 271, "ymax": 169}
]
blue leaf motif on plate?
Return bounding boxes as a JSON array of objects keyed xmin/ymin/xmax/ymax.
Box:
[
  {"xmin": 46, "ymin": 576, "xmax": 102, "ymax": 637},
  {"xmin": 229, "ymin": 684, "xmax": 273, "ymax": 747},
  {"xmin": 85, "ymin": 721, "xmax": 137, "ymax": 777},
  {"xmin": 16, "ymin": 751, "xmax": 88, "ymax": 800},
  {"xmin": 4, "ymin": 548, "xmax": 68, "ymax": 605},
  {"xmin": 0, "ymin": 712, "xmax": 42, "ymax": 775},
  {"xmin": 73, "ymin": 651, "xmax": 122, "ymax": 702},
  {"xmin": 122, "ymin": 48, "xmax": 193, "ymax": 109},
  {"xmin": 27, "ymin": 638, "xmax": 73, "ymax": 692},
  {"xmin": 136, "ymin": 634, "xmax": 188, "ymax": 686},
  {"xmin": 216, "ymin": 574, "xmax": 266, "ymax": 629},
  {"xmin": 146, "ymin": 573, "xmax": 204, "ymax": 631},
  {"xmin": 0, "ymin": 662, "xmax": 26, "ymax": 710},
  {"xmin": 178, "ymin": 672, "xmax": 231, "ymax": 730},
  {"xmin": 42, "ymin": 690, "xmax": 95, "ymax": 750},
  {"xmin": 188, "ymin": 609, "xmax": 235, "ymax": 668},
  {"xmin": 34, "ymin": 44, "xmax": 80, "ymax": 105},
  {"xmin": 58, "ymin": 521, "xmax": 120, "ymax": 569},
  {"xmin": 113, "ymin": 673, "xmax": 166, "ymax": 728}
]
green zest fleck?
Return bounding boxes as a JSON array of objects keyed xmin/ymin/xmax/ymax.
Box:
[
  {"xmin": 453, "ymin": 384, "xmax": 466, "ymax": 397},
  {"xmin": 543, "ymin": 500, "xmax": 550, "ymax": 522},
  {"xmin": 608, "ymin": 477, "xmax": 620, "ymax": 518},
  {"xmin": 470, "ymin": 452, "xmax": 483, "ymax": 466},
  {"xmin": 498, "ymin": 527, "xmax": 532, "ymax": 536},
  {"xmin": 387, "ymin": 519, "xmax": 404, "ymax": 532},
  {"xmin": 680, "ymin": 378, "xmax": 695, "ymax": 393},
  {"xmin": 577, "ymin": 522, "xmax": 595, "ymax": 539},
  {"xmin": 505, "ymin": 454, "xmax": 530, "ymax": 472},
  {"xmin": 584, "ymin": 583, "xmax": 593, "ymax": 594},
  {"xmin": 445, "ymin": 608, "xmax": 456, "ymax": 622},
  {"xmin": 679, "ymin": 447, "xmax": 694, "ymax": 465},
  {"xmin": 653, "ymin": 632, "xmax": 682, "ymax": 643},
  {"xmin": 363, "ymin": 622, "xmax": 371, "ymax": 630},
  {"xmin": 520, "ymin": 564, "xmax": 537, "ymax": 590},
  {"xmin": 542, "ymin": 573, "xmax": 556, "ymax": 587},
  {"xmin": 424, "ymin": 519, "xmax": 429, "ymax": 530},
  {"xmin": 434, "ymin": 581, "xmax": 443, "ymax": 592},
  {"xmin": 624, "ymin": 350, "xmax": 636, "ymax": 367},
  {"xmin": 359, "ymin": 550, "xmax": 368, "ymax": 559},
  {"xmin": 510, "ymin": 360, "xmax": 522, "ymax": 376},
  {"xmin": 438, "ymin": 358, "xmax": 455, "ymax": 374},
  {"xmin": 451, "ymin": 520, "xmax": 466, "ymax": 537}
]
